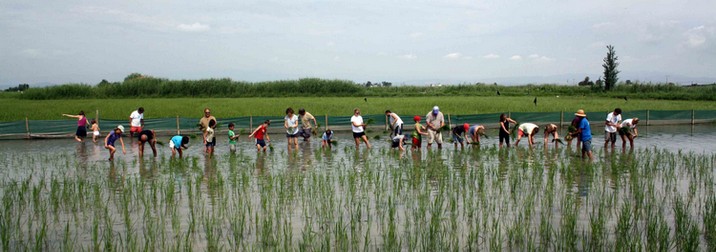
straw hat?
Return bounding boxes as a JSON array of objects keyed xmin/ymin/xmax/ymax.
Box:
[
  {"xmin": 575, "ymin": 109, "xmax": 587, "ymax": 117},
  {"xmin": 117, "ymin": 125, "xmax": 125, "ymax": 133}
]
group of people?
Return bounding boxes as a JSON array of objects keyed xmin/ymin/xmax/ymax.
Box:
[{"xmin": 63, "ymin": 105, "xmax": 641, "ymax": 161}]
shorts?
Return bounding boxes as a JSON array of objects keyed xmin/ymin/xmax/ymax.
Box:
[
  {"xmin": 517, "ymin": 129, "xmax": 526, "ymax": 137},
  {"xmin": 582, "ymin": 140, "xmax": 592, "ymax": 152},
  {"xmin": 169, "ymin": 141, "xmax": 177, "ymax": 149},
  {"xmin": 604, "ymin": 131, "xmax": 617, "ymax": 143},
  {"xmin": 452, "ymin": 134, "xmax": 464, "ymax": 144},
  {"xmin": 618, "ymin": 127, "xmax": 631, "ymax": 136},
  {"xmin": 391, "ymin": 141, "xmax": 400, "ymax": 148},
  {"xmin": 299, "ymin": 128, "xmax": 312, "ymax": 139},
  {"xmin": 412, "ymin": 136, "xmax": 421, "ymax": 147},
  {"xmin": 229, "ymin": 144, "xmax": 236, "ymax": 152},
  {"xmin": 205, "ymin": 138, "xmax": 216, "ymax": 147},
  {"xmin": 130, "ymin": 126, "xmax": 142, "ymax": 133},
  {"xmin": 286, "ymin": 132, "xmax": 299, "ymax": 138},
  {"xmin": 393, "ymin": 124, "xmax": 403, "ymax": 136},
  {"xmin": 427, "ymin": 129, "xmax": 443, "ymax": 144},
  {"xmin": 256, "ymin": 139, "xmax": 266, "ymax": 147},
  {"xmin": 353, "ymin": 132, "xmax": 365, "ymax": 138},
  {"xmin": 76, "ymin": 126, "xmax": 87, "ymax": 137},
  {"xmin": 93, "ymin": 131, "xmax": 100, "ymax": 136}
]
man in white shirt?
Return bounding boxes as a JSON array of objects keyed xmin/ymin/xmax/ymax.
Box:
[
  {"xmin": 425, "ymin": 106, "xmax": 445, "ymax": 149},
  {"xmin": 129, "ymin": 107, "xmax": 144, "ymax": 137},
  {"xmin": 604, "ymin": 108, "xmax": 622, "ymax": 149},
  {"xmin": 351, "ymin": 108, "xmax": 371, "ymax": 149}
]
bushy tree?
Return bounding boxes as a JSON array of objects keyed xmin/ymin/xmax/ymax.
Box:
[{"xmin": 602, "ymin": 45, "xmax": 620, "ymax": 91}]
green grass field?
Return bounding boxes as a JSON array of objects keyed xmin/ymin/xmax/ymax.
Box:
[{"xmin": 2, "ymin": 96, "xmax": 715, "ymax": 121}]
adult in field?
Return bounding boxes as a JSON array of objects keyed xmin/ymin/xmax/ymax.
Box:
[
  {"xmin": 451, "ymin": 123, "xmax": 468, "ymax": 150},
  {"xmin": 385, "ymin": 110, "xmax": 404, "ymax": 137},
  {"xmin": 298, "ymin": 108, "xmax": 317, "ymax": 142},
  {"xmin": 425, "ymin": 106, "xmax": 445, "ymax": 149},
  {"xmin": 543, "ymin": 124, "xmax": 560, "ymax": 148},
  {"xmin": 351, "ymin": 108, "xmax": 371, "ymax": 149},
  {"xmin": 604, "ymin": 108, "xmax": 622, "ymax": 149},
  {"xmin": 199, "ymin": 108, "xmax": 216, "ymax": 146},
  {"xmin": 285, "ymin": 107, "xmax": 299, "ymax": 149},
  {"xmin": 62, "ymin": 111, "xmax": 90, "ymax": 142},
  {"xmin": 574, "ymin": 109, "xmax": 593, "ymax": 160},
  {"xmin": 465, "ymin": 124, "xmax": 486, "ymax": 146},
  {"xmin": 619, "ymin": 118, "xmax": 639, "ymax": 150},
  {"xmin": 514, "ymin": 123, "xmax": 539, "ymax": 147},
  {"xmin": 137, "ymin": 129, "xmax": 157, "ymax": 158},
  {"xmin": 129, "ymin": 107, "xmax": 144, "ymax": 138}
]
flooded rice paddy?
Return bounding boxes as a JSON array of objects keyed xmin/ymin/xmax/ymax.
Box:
[{"xmin": 0, "ymin": 124, "xmax": 714, "ymax": 250}]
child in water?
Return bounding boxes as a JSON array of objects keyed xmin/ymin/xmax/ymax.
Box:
[
  {"xmin": 391, "ymin": 134, "xmax": 408, "ymax": 151},
  {"xmin": 104, "ymin": 125, "xmax": 126, "ymax": 161},
  {"xmin": 228, "ymin": 123, "xmax": 239, "ymax": 153},
  {"xmin": 204, "ymin": 119, "xmax": 216, "ymax": 154},
  {"xmin": 321, "ymin": 128, "xmax": 334, "ymax": 149},
  {"xmin": 412, "ymin": 116, "xmax": 428, "ymax": 150},
  {"xmin": 90, "ymin": 119, "xmax": 100, "ymax": 143},
  {"xmin": 249, "ymin": 120, "xmax": 271, "ymax": 152}
]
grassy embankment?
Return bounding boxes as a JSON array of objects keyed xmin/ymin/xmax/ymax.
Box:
[{"xmin": 1, "ymin": 96, "xmax": 715, "ymax": 121}]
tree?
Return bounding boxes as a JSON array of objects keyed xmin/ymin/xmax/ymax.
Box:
[
  {"xmin": 5, "ymin": 84, "xmax": 29, "ymax": 92},
  {"xmin": 124, "ymin": 73, "xmax": 144, "ymax": 82},
  {"xmin": 578, "ymin": 76, "xmax": 592, "ymax": 86},
  {"xmin": 602, "ymin": 45, "xmax": 620, "ymax": 91}
]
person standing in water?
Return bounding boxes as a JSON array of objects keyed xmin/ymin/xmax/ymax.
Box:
[{"xmin": 63, "ymin": 111, "xmax": 90, "ymax": 142}]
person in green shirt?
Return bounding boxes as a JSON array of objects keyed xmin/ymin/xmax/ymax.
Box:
[{"xmin": 228, "ymin": 123, "xmax": 239, "ymax": 153}]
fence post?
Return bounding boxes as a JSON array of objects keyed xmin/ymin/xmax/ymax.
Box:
[
  {"xmin": 250, "ymin": 115, "xmax": 253, "ymax": 132},
  {"xmin": 25, "ymin": 117, "xmax": 30, "ymax": 139},
  {"xmin": 176, "ymin": 116, "xmax": 180, "ymax": 134},
  {"xmin": 325, "ymin": 114, "xmax": 328, "ymax": 130},
  {"xmin": 646, "ymin": 110, "xmax": 650, "ymax": 126},
  {"xmin": 96, "ymin": 110, "xmax": 99, "ymax": 125},
  {"xmin": 691, "ymin": 109, "xmax": 695, "ymax": 125},
  {"xmin": 447, "ymin": 113, "xmax": 452, "ymax": 129},
  {"xmin": 559, "ymin": 111, "xmax": 564, "ymax": 136}
]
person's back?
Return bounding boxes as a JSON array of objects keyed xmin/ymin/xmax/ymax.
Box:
[{"xmin": 580, "ymin": 118, "xmax": 592, "ymax": 141}]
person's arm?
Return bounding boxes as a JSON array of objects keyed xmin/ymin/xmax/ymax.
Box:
[
  {"xmin": 500, "ymin": 122, "xmax": 510, "ymax": 134},
  {"xmin": 507, "ymin": 118, "xmax": 517, "ymax": 124},
  {"xmin": 633, "ymin": 127, "xmax": 638, "ymax": 137},
  {"xmin": 120, "ymin": 138, "xmax": 126, "ymax": 154},
  {"xmin": 63, "ymin": 114, "xmax": 80, "ymax": 119},
  {"xmin": 104, "ymin": 134, "xmax": 111, "ymax": 147},
  {"xmin": 248, "ymin": 126, "xmax": 259, "ymax": 138},
  {"xmin": 203, "ymin": 130, "xmax": 208, "ymax": 144}
]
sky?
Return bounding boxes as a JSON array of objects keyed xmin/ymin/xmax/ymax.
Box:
[{"xmin": 1, "ymin": 0, "xmax": 715, "ymax": 88}]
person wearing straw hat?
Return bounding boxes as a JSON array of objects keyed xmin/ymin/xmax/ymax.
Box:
[
  {"xmin": 104, "ymin": 125, "xmax": 126, "ymax": 161},
  {"xmin": 574, "ymin": 109, "xmax": 593, "ymax": 160},
  {"xmin": 425, "ymin": 106, "xmax": 445, "ymax": 149}
]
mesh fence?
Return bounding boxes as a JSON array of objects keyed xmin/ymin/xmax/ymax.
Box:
[{"xmin": 1, "ymin": 110, "xmax": 715, "ymax": 138}]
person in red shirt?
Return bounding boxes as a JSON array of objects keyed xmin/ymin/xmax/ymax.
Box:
[{"xmin": 249, "ymin": 120, "xmax": 271, "ymax": 152}]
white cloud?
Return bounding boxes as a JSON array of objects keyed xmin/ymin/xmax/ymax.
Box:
[
  {"xmin": 410, "ymin": 32, "xmax": 424, "ymax": 38},
  {"xmin": 177, "ymin": 22, "xmax": 211, "ymax": 32},
  {"xmin": 20, "ymin": 49, "xmax": 42, "ymax": 59},
  {"xmin": 399, "ymin": 54, "xmax": 417, "ymax": 60},
  {"xmin": 483, "ymin": 53, "xmax": 500, "ymax": 59},
  {"xmin": 684, "ymin": 25, "xmax": 708, "ymax": 48},
  {"xmin": 528, "ymin": 54, "xmax": 540, "ymax": 59},
  {"xmin": 510, "ymin": 55, "xmax": 522, "ymax": 60},
  {"xmin": 443, "ymin": 53, "xmax": 462, "ymax": 59},
  {"xmin": 592, "ymin": 22, "xmax": 615, "ymax": 30}
]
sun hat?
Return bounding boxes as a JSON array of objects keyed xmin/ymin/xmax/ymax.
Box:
[
  {"xmin": 117, "ymin": 125, "xmax": 125, "ymax": 133},
  {"xmin": 575, "ymin": 109, "xmax": 587, "ymax": 117},
  {"xmin": 413, "ymin": 115, "xmax": 421, "ymax": 122},
  {"xmin": 463, "ymin": 123, "xmax": 469, "ymax": 132},
  {"xmin": 432, "ymin": 106, "xmax": 439, "ymax": 114}
]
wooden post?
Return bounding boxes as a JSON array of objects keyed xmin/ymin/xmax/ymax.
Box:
[
  {"xmin": 559, "ymin": 111, "xmax": 564, "ymax": 136},
  {"xmin": 176, "ymin": 116, "xmax": 180, "ymax": 134},
  {"xmin": 25, "ymin": 117, "xmax": 30, "ymax": 139},
  {"xmin": 324, "ymin": 114, "xmax": 328, "ymax": 130},
  {"xmin": 249, "ymin": 115, "xmax": 253, "ymax": 131},
  {"xmin": 646, "ymin": 110, "xmax": 650, "ymax": 126},
  {"xmin": 96, "ymin": 110, "xmax": 99, "ymax": 125},
  {"xmin": 691, "ymin": 109, "xmax": 695, "ymax": 125},
  {"xmin": 447, "ymin": 113, "xmax": 452, "ymax": 137}
]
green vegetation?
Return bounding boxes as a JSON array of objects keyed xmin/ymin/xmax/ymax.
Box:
[
  {"xmin": 1, "ymin": 96, "xmax": 715, "ymax": 121},
  {"xmin": 0, "ymin": 144, "xmax": 713, "ymax": 250},
  {"xmin": 5, "ymin": 75, "xmax": 715, "ymax": 101},
  {"xmin": 603, "ymin": 45, "xmax": 620, "ymax": 91}
]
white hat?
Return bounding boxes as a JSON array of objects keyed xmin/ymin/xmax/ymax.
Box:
[
  {"xmin": 432, "ymin": 106, "xmax": 440, "ymax": 114},
  {"xmin": 117, "ymin": 125, "xmax": 125, "ymax": 133}
]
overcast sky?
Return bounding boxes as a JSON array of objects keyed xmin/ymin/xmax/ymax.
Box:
[{"xmin": 1, "ymin": 0, "xmax": 714, "ymax": 87}]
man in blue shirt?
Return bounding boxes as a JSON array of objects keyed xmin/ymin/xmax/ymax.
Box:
[{"xmin": 575, "ymin": 109, "xmax": 593, "ymax": 160}]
